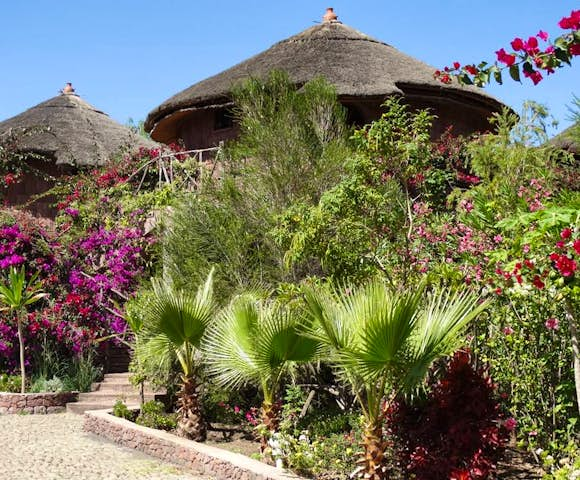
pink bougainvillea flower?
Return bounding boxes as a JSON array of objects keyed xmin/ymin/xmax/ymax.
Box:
[
  {"xmin": 504, "ymin": 417, "xmax": 517, "ymax": 431},
  {"xmin": 511, "ymin": 37, "xmax": 524, "ymax": 51},
  {"xmin": 524, "ymin": 36, "xmax": 540, "ymax": 55},
  {"xmin": 537, "ymin": 30, "xmax": 549, "ymax": 41},
  {"xmin": 561, "ymin": 227, "xmax": 572, "ymax": 239},
  {"xmin": 503, "ymin": 326, "xmax": 514, "ymax": 336},
  {"xmin": 496, "ymin": 48, "xmax": 516, "ymax": 66},
  {"xmin": 559, "ymin": 10, "xmax": 580, "ymax": 30},
  {"xmin": 545, "ymin": 318, "xmax": 559, "ymax": 330}
]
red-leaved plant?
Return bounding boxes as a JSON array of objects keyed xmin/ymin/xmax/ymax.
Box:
[{"xmin": 386, "ymin": 351, "xmax": 510, "ymax": 480}]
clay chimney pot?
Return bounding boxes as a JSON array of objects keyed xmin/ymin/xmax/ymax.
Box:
[
  {"xmin": 323, "ymin": 7, "xmax": 338, "ymax": 23},
  {"xmin": 62, "ymin": 82, "xmax": 75, "ymax": 95}
]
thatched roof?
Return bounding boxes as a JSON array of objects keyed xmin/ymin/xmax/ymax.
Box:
[
  {"xmin": 551, "ymin": 122, "xmax": 579, "ymax": 154},
  {"xmin": 0, "ymin": 87, "xmax": 158, "ymax": 166},
  {"xmin": 145, "ymin": 14, "xmax": 504, "ymax": 139}
]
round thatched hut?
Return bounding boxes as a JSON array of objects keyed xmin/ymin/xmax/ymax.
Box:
[
  {"xmin": 0, "ymin": 84, "xmax": 157, "ymax": 216},
  {"xmin": 145, "ymin": 8, "xmax": 505, "ymax": 149},
  {"xmin": 551, "ymin": 122, "xmax": 579, "ymax": 156}
]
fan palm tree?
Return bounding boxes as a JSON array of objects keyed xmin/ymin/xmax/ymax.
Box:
[
  {"xmin": 136, "ymin": 270, "xmax": 214, "ymax": 441},
  {"xmin": 204, "ymin": 293, "xmax": 319, "ymax": 451},
  {"xmin": 304, "ymin": 280, "xmax": 487, "ymax": 480},
  {"xmin": 0, "ymin": 267, "xmax": 48, "ymax": 393}
]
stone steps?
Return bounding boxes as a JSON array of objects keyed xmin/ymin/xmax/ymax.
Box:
[{"xmin": 67, "ymin": 372, "xmax": 164, "ymax": 414}]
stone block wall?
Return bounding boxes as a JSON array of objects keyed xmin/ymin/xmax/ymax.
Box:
[
  {"xmin": 0, "ymin": 391, "xmax": 78, "ymax": 414},
  {"xmin": 84, "ymin": 410, "xmax": 304, "ymax": 480}
]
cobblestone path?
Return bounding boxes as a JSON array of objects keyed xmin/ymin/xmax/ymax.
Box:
[{"xmin": 0, "ymin": 413, "xmax": 213, "ymax": 480}]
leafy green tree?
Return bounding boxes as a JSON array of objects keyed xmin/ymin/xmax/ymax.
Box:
[
  {"xmin": 229, "ymin": 69, "xmax": 351, "ymax": 208},
  {"xmin": 204, "ymin": 293, "xmax": 319, "ymax": 451},
  {"xmin": 304, "ymin": 280, "xmax": 486, "ymax": 480},
  {"xmin": 275, "ymin": 98, "xmax": 433, "ymax": 285},
  {"xmin": 135, "ymin": 270, "xmax": 215, "ymax": 441},
  {"xmin": 165, "ymin": 71, "xmax": 352, "ymax": 300},
  {"xmin": 0, "ymin": 267, "xmax": 47, "ymax": 393}
]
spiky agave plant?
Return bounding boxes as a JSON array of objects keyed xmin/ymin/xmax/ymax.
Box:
[
  {"xmin": 304, "ymin": 280, "xmax": 487, "ymax": 480},
  {"xmin": 136, "ymin": 270, "xmax": 214, "ymax": 441},
  {"xmin": 204, "ymin": 293, "xmax": 319, "ymax": 451}
]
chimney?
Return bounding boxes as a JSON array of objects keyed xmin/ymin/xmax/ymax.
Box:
[{"xmin": 323, "ymin": 7, "xmax": 338, "ymax": 23}]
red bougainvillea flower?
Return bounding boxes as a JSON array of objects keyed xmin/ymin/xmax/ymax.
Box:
[
  {"xmin": 465, "ymin": 64, "xmax": 478, "ymax": 75},
  {"xmin": 570, "ymin": 44, "xmax": 580, "ymax": 56},
  {"xmin": 574, "ymin": 239, "xmax": 580, "ymax": 255},
  {"xmin": 537, "ymin": 30, "xmax": 549, "ymax": 41},
  {"xmin": 561, "ymin": 227, "xmax": 572, "ymax": 239},
  {"xmin": 496, "ymin": 48, "xmax": 516, "ymax": 66},
  {"xmin": 532, "ymin": 275, "xmax": 545, "ymax": 290},
  {"xmin": 523, "ymin": 69, "xmax": 543, "ymax": 85},
  {"xmin": 511, "ymin": 37, "xmax": 524, "ymax": 51},
  {"xmin": 551, "ymin": 253, "xmax": 577, "ymax": 277},
  {"xmin": 545, "ymin": 318, "xmax": 559, "ymax": 330},
  {"xmin": 453, "ymin": 61, "xmax": 461, "ymax": 69}
]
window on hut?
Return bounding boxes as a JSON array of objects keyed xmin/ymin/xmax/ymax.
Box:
[{"xmin": 214, "ymin": 109, "xmax": 234, "ymax": 130}]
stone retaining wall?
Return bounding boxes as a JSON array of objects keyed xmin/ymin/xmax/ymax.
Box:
[
  {"xmin": 84, "ymin": 410, "xmax": 305, "ymax": 480},
  {"xmin": 0, "ymin": 391, "xmax": 78, "ymax": 414}
]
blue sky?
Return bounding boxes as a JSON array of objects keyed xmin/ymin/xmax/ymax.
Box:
[{"xmin": 1, "ymin": 1, "xmax": 578, "ymax": 134}]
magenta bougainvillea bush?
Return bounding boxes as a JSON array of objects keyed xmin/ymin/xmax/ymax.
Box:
[{"xmin": 0, "ymin": 207, "xmax": 151, "ymax": 373}]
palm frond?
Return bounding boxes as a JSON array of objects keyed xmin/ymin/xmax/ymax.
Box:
[
  {"xmin": 138, "ymin": 270, "xmax": 215, "ymax": 378},
  {"xmin": 205, "ymin": 293, "xmax": 318, "ymax": 397},
  {"xmin": 402, "ymin": 290, "xmax": 488, "ymax": 392}
]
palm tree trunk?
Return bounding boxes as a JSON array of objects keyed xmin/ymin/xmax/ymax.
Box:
[
  {"xmin": 17, "ymin": 314, "xmax": 25, "ymax": 394},
  {"xmin": 176, "ymin": 374, "xmax": 206, "ymax": 441},
  {"xmin": 355, "ymin": 420, "xmax": 388, "ymax": 480},
  {"xmin": 260, "ymin": 400, "xmax": 281, "ymax": 453}
]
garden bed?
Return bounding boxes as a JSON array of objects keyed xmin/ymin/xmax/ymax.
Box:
[
  {"xmin": 83, "ymin": 409, "xmax": 304, "ymax": 480},
  {"xmin": 0, "ymin": 391, "xmax": 78, "ymax": 414}
]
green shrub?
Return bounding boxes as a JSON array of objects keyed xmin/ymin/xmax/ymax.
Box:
[
  {"xmin": 62, "ymin": 351, "xmax": 102, "ymax": 392},
  {"xmin": 112, "ymin": 400, "xmax": 134, "ymax": 420},
  {"xmin": 30, "ymin": 376, "xmax": 64, "ymax": 393},
  {"xmin": 135, "ymin": 400, "xmax": 177, "ymax": 431},
  {"xmin": 0, "ymin": 373, "xmax": 21, "ymax": 392}
]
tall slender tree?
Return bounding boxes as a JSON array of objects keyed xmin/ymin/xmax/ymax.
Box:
[{"xmin": 0, "ymin": 267, "xmax": 47, "ymax": 393}]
